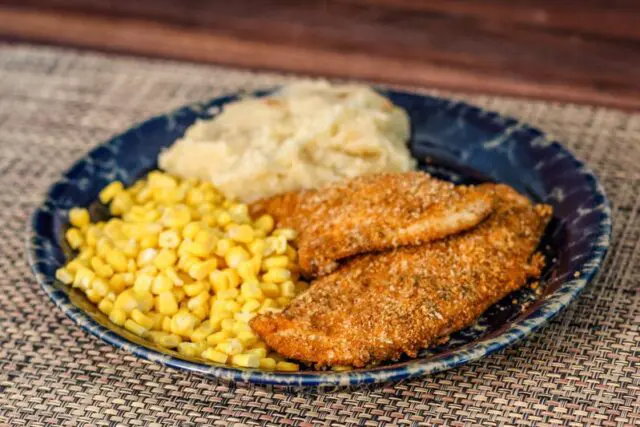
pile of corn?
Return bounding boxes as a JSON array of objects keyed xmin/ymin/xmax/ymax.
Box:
[{"xmin": 56, "ymin": 170, "xmax": 304, "ymax": 371}]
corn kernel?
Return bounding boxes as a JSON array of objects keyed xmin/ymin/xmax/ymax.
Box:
[
  {"xmin": 215, "ymin": 238, "xmax": 234, "ymax": 257},
  {"xmin": 248, "ymin": 239, "xmax": 266, "ymax": 256},
  {"xmin": 161, "ymin": 205, "xmax": 191, "ymax": 229},
  {"xmin": 209, "ymin": 270, "xmax": 229, "ymax": 293},
  {"xmin": 207, "ymin": 330, "xmax": 231, "ymax": 346},
  {"xmin": 187, "ymin": 291, "xmax": 210, "ymax": 313},
  {"xmin": 135, "ymin": 291, "xmax": 155, "ymax": 312},
  {"xmin": 234, "ymin": 312, "xmax": 256, "ymax": 323},
  {"xmin": 170, "ymin": 310, "xmax": 199, "ymax": 336},
  {"xmin": 159, "ymin": 229, "xmax": 181, "ymax": 249},
  {"xmin": 202, "ymin": 348, "xmax": 228, "ymax": 364},
  {"xmin": 131, "ymin": 309, "xmax": 154, "ymax": 329},
  {"xmin": 225, "ymin": 246, "xmax": 250, "ymax": 268},
  {"xmin": 65, "ymin": 228, "xmax": 84, "ymax": 249},
  {"xmin": 96, "ymin": 238, "xmax": 113, "ymax": 258},
  {"xmin": 280, "ymin": 280, "xmax": 296, "ymax": 297},
  {"xmin": 55, "ymin": 267, "xmax": 74, "ymax": 285},
  {"xmin": 217, "ymin": 211, "xmax": 232, "ymax": 227},
  {"xmin": 259, "ymin": 357, "xmax": 276, "ymax": 370},
  {"xmin": 92, "ymin": 278, "xmax": 110, "ymax": 297},
  {"xmin": 140, "ymin": 234, "xmax": 159, "ymax": 249},
  {"xmin": 231, "ymin": 353, "xmax": 260, "ymax": 368},
  {"xmin": 182, "ymin": 222, "xmax": 201, "ymax": 240},
  {"xmin": 285, "ymin": 244, "xmax": 297, "ymax": 262},
  {"xmin": 216, "ymin": 338, "xmax": 243, "ymax": 355},
  {"xmin": 264, "ymin": 236, "xmax": 287, "ymax": 256},
  {"xmin": 162, "ymin": 316, "xmax": 172, "ymax": 333},
  {"xmin": 236, "ymin": 330, "xmax": 258, "ymax": 347},
  {"xmin": 109, "ymin": 308, "xmax": 127, "ymax": 326},
  {"xmin": 127, "ymin": 258, "xmax": 137, "ymax": 273},
  {"xmin": 241, "ymin": 299, "xmax": 261, "ymax": 313},
  {"xmin": 177, "ymin": 341, "xmax": 203, "ymax": 357},
  {"xmin": 99, "ymin": 181, "xmax": 124, "ymax": 204},
  {"xmin": 105, "ymin": 249, "xmax": 128, "ymax": 273},
  {"xmin": 85, "ymin": 288, "xmax": 102, "ymax": 303},
  {"xmin": 263, "ymin": 255, "xmax": 289, "ymax": 271},
  {"xmin": 123, "ymin": 239, "xmax": 139, "ymax": 258},
  {"xmin": 273, "ymin": 228, "xmax": 297, "ymax": 241},
  {"xmin": 263, "ymin": 268, "xmax": 291, "ymax": 284},
  {"xmin": 98, "ymin": 299, "xmax": 113, "ymax": 315},
  {"xmin": 188, "ymin": 259, "xmax": 217, "ymax": 280},
  {"xmin": 220, "ymin": 318, "xmax": 235, "ymax": 332},
  {"xmin": 224, "ymin": 269, "xmax": 241, "ymax": 288},
  {"xmin": 276, "ymin": 296, "xmax": 292, "ymax": 307},
  {"xmin": 227, "ymin": 224, "xmax": 254, "ymax": 244},
  {"xmin": 69, "ymin": 207, "xmax": 91, "ymax": 229},
  {"xmin": 154, "ymin": 249, "xmax": 177, "ymax": 270},
  {"xmin": 295, "ymin": 281, "xmax": 309, "ymax": 294},
  {"xmin": 85, "ymin": 226, "xmax": 102, "ymax": 247},
  {"xmin": 149, "ymin": 332, "xmax": 181, "ymax": 348},
  {"xmin": 217, "ymin": 288, "xmax": 240, "ymax": 300},
  {"xmin": 110, "ymin": 192, "xmax": 134, "ymax": 215},
  {"xmin": 66, "ymin": 259, "xmax": 84, "ymax": 274},
  {"xmin": 90, "ymin": 257, "xmax": 113, "ymax": 278},
  {"xmin": 254, "ymin": 215, "xmax": 275, "ymax": 234},
  {"xmin": 247, "ymin": 347, "xmax": 268, "ymax": 358},
  {"xmin": 276, "ymin": 361, "xmax": 299, "ymax": 372},
  {"xmin": 259, "ymin": 298, "xmax": 280, "ymax": 314},
  {"xmin": 73, "ymin": 267, "xmax": 95, "ymax": 290},
  {"xmin": 223, "ymin": 300, "xmax": 241, "ymax": 312},
  {"xmin": 173, "ymin": 286, "xmax": 186, "ymax": 302},
  {"xmin": 133, "ymin": 274, "xmax": 153, "ymax": 295},
  {"xmin": 150, "ymin": 312, "xmax": 165, "ymax": 329},
  {"xmin": 184, "ymin": 282, "xmax": 207, "ymax": 297},
  {"xmin": 260, "ymin": 283, "xmax": 280, "ymax": 299},
  {"xmin": 237, "ymin": 259, "xmax": 257, "ymax": 282},
  {"xmin": 240, "ymin": 281, "xmax": 263, "ymax": 301},
  {"xmin": 157, "ymin": 291, "xmax": 179, "ymax": 316},
  {"xmin": 190, "ymin": 322, "xmax": 214, "ymax": 343},
  {"xmin": 209, "ymin": 310, "xmax": 233, "ymax": 330},
  {"xmin": 150, "ymin": 274, "xmax": 173, "ymax": 295}
]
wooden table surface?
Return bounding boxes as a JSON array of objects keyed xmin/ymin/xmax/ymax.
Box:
[{"xmin": 1, "ymin": 0, "xmax": 640, "ymax": 110}]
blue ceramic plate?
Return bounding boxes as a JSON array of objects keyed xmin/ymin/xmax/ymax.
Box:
[{"xmin": 27, "ymin": 89, "xmax": 611, "ymax": 387}]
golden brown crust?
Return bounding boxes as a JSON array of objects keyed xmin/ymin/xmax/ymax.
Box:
[
  {"xmin": 250, "ymin": 184, "xmax": 553, "ymax": 367},
  {"xmin": 250, "ymin": 172, "xmax": 495, "ymax": 277}
]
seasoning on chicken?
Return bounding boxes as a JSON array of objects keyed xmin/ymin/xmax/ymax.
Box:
[
  {"xmin": 250, "ymin": 172, "xmax": 495, "ymax": 277},
  {"xmin": 250, "ymin": 184, "xmax": 552, "ymax": 368}
]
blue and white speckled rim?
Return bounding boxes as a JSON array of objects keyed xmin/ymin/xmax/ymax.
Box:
[{"xmin": 27, "ymin": 89, "xmax": 611, "ymax": 387}]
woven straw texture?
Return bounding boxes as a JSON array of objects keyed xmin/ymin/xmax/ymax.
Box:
[{"xmin": 0, "ymin": 44, "xmax": 638, "ymax": 426}]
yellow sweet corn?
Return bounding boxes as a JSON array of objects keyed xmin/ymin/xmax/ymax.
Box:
[
  {"xmin": 65, "ymin": 228, "xmax": 84, "ymax": 250},
  {"xmin": 109, "ymin": 308, "xmax": 126, "ymax": 326},
  {"xmin": 201, "ymin": 348, "xmax": 228, "ymax": 364},
  {"xmin": 99, "ymin": 181, "xmax": 124, "ymax": 204},
  {"xmin": 69, "ymin": 207, "xmax": 91, "ymax": 229},
  {"xmin": 259, "ymin": 358, "xmax": 277, "ymax": 370},
  {"xmin": 55, "ymin": 267, "xmax": 74, "ymax": 285},
  {"xmin": 58, "ymin": 170, "xmax": 304, "ymax": 371},
  {"xmin": 231, "ymin": 353, "xmax": 260, "ymax": 368},
  {"xmin": 276, "ymin": 361, "xmax": 299, "ymax": 372}
]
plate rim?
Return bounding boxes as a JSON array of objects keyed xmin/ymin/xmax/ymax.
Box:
[{"xmin": 26, "ymin": 88, "xmax": 612, "ymax": 387}]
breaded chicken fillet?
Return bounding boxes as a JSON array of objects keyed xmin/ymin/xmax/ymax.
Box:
[
  {"xmin": 250, "ymin": 172, "xmax": 495, "ymax": 277},
  {"xmin": 250, "ymin": 184, "xmax": 552, "ymax": 367}
]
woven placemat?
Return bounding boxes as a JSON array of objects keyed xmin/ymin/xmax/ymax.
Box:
[{"xmin": 0, "ymin": 44, "xmax": 638, "ymax": 427}]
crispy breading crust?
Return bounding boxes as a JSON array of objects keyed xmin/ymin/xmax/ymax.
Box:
[
  {"xmin": 250, "ymin": 184, "xmax": 552, "ymax": 367},
  {"xmin": 250, "ymin": 172, "xmax": 495, "ymax": 277}
]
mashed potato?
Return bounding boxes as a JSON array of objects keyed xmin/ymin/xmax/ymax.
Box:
[{"xmin": 159, "ymin": 81, "xmax": 415, "ymax": 202}]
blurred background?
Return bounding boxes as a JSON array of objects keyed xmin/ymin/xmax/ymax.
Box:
[{"xmin": 1, "ymin": 0, "xmax": 639, "ymax": 109}]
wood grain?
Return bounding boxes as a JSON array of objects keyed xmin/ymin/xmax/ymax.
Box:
[{"xmin": 1, "ymin": 0, "xmax": 640, "ymax": 109}]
